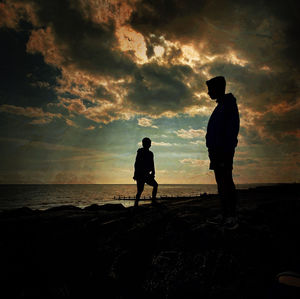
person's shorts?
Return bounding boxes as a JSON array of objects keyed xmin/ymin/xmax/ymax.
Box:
[
  {"xmin": 208, "ymin": 149, "xmax": 235, "ymax": 170},
  {"xmin": 136, "ymin": 174, "xmax": 158, "ymax": 187}
]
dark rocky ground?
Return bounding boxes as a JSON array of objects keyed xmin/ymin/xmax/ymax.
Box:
[{"xmin": 0, "ymin": 184, "xmax": 299, "ymax": 299}]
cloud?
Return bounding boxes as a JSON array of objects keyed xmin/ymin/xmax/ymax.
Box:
[
  {"xmin": 190, "ymin": 140, "xmax": 205, "ymax": 145},
  {"xmin": 0, "ymin": 0, "xmax": 299, "ymax": 184},
  {"xmin": 0, "ymin": 0, "xmax": 210, "ymax": 123},
  {"xmin": 137, "ymin": 141, "xmax": 177, "ymax": 147},
  {"xmin": 0, "ymin": 104, "xmax": 62, "ymax": 124},
  {"xmin": 0, "ymin": 27, "xmax": 61, "ymax": 109},
  {"xmin": 0, "ymin": 2, "xmax": 20, "ymax": 28},
  {"xmin": 128, "ymin": 0, "xmax": 300, "ymax": 130},
  {"xmin": 207, "ymin": 61, "xmax": 299, "ymax": 112},
  {"xmin": 52, "ymin": 96, "xmax": 133, "ymax": 125},
  {"xmin": 125, "ymin": 63, "xmax": 203, "ymax": 116},
  {"xmin": 65, "ymin": 99, "xmax": 87, "ymax": 114},
  {"xmin": 130, "ymin": 0, "xmax": 208, "ymax": 43},
  {"xmin": 3, "ymin": 0, "xmax": 208, "ymax": 120},
  {"xmin": 175, "ymin": 128, "xmax": 206, "ymax": 139},
  {"xmin": 24, "ymin": 0, "xmax": 137, "ymax": 78},
  {"xmin": 26, "ymin": 27, "xmax": 64, "ymax": 66},
  {"xmin": 152, "ymin": 141, "xmax": 176, "ymax": 146},
  {"xmin": 29, "ymin": 118, "xmax": 53, "ymax": 125},
  {"xmin": 0, "ymin": 1, "xmax": 139, "ymax": 126},
  {"xmin": 180, "ymin": 158, "xmax": 207, "ymax": 167},
  {"xmin": 0, "ymin": 1, "xmax": 37, "ymax": 29},
  {"xmin": 137, "ymin": 117, "xmax": 158, "ymax": 128},
  {"xmin": 65, "ymin": 118, "xmax": 79, "ymax": 128}
]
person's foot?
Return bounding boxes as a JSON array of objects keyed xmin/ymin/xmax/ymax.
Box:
[
  {"xmin": 134, "ymin": 200, "xmax": 139, "ymax": 207},
  {"xmin": 206, "ymin": 214, "xmax": 224, "ymax": 225},
  {"xmin": 223, "ymin": 217, "xmax": 239, "ymax": 230}
]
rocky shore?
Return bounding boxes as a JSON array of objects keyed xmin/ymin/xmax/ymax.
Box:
[{"xmin": 0, "ymin": 184, "xmax": 299, "ymax": 298}]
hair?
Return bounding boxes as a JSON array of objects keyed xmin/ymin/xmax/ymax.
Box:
[
  {"xmin": 206, "ymin": 76, "xmax": 226, "ymax": 94},
  {"xmin": 142, "ymin": 137, "xmax": 151, "ymax": 147}
]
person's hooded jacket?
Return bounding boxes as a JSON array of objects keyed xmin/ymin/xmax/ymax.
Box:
[
  {"xmin": 206, "ymin": 93, "xmax": 240, "ymax": 152},
  {"xmin": 134, "ymin": 148, "xmax": 155, "ymax": 179}
]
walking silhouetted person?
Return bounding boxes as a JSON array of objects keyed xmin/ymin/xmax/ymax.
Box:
[
  {"xmin": 133, "ymin": 137, "xmax": 158, "ymax": 207},
  {"xmin": 205, "ymin": 76, "xmax": 240, "ymax": 229}
]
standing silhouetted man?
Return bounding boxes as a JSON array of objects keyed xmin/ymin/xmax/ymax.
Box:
[
  {"xmin": 206, "ymin": 76, "xmax": 240, "ymax": 229},
  {"xmin": 133, "ymin": 137, "xmax": 158, "ymax": 207}
]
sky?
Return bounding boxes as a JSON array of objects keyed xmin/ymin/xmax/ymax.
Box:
[{"xmin": 0, "ymin": 0, "xmax": 299, "ymax": 184}]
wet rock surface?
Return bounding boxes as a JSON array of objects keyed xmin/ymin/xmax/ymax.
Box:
[{"xmin": 0, "ymin": 184, "xmax": 299, "ymax": 298}]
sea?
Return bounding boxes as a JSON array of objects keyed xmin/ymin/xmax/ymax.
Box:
[{"xmin": 0, "ymin": 184, "xmax": 274, "ymax": 211}]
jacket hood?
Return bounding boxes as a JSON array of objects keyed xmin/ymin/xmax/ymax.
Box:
[{"xmin": 217, "ymin": 93, "xmax": 236, "ymax": 104}]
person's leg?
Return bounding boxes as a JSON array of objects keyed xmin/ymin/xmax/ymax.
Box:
[
  {"xmin": 217, "ymin": 167, "xmax": 238, "ymax": 229},
  {"xmin": 215, "ymin": 167, "xmax": 237, "ymax": 218},
  {"xmin": 152, "ymin": 180, "xmax": 158, "ymax": 199},
  {"xmin": 209, "ymin": 150, "xmax": 238, "ymax": 227},
  {"xmin": 145, "ymin": 178, "xmax": 158, "ymax": 203},
  {"xmin": 214, "ymin": 168, "xmax": 228, "ymax": 218},
  {"xmin": 224, "ymin": 150, "xmax": 237, "ymax": 218},
  {"xmin": 223, "ymin": 168, "xmax": 237, "ymax": 217},
  {"xmin": 135, "ymin": 180, "xmax": 144, "ymax": 207},
  {"xmin": 206, "ymin": 169, "xmax": 226, "ymax": 224}
]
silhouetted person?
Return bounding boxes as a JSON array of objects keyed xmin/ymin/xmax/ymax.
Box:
[
  {"xmin": 205, "ymin": 76, "xmax": 240, "ymax": 229},
  {"xmin": 133, "ymin": 137, "xmax": 158, "ymax": 207}
]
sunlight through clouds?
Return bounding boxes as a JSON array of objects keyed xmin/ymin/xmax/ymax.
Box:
[{"xmin": 0, "ymin": 0, "xmax": 299, "ymax": 183}]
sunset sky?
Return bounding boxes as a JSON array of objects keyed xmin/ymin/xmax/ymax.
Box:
[{"xmin": 0, "ymin": 0, "xmax": 299, "ymax": 184}]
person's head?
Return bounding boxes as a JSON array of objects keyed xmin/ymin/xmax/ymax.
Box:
[
  {"xmin": 206, "ymin": 76, "xmax": 226, "ymax": 100},
  {"xmin": 142, "ymin": 137, "xmax": 151, "ymax": 149}
]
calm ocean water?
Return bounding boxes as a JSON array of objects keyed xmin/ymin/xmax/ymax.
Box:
[{"xmin": 0, "ymin": 184, "xmax": 272, "ymax": 211}]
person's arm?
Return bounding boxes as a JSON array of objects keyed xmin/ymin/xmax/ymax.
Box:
[
  {"xmin": 223, "ymin": 102, "xmax": 240, "ymax": 151},
  {"xmin": 151, "ymin": 152, "xmax": 155, "ymax": 177},
  {"xmin": 133, "ymin": 150, "xmax": 141, "ymax": 180}
]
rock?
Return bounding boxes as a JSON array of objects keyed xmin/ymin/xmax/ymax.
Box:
[
  {"xmin": 46, "ymin": 205, "xmax": 82, "ymax": 212},
  {"xmin": 84, "ymin": 203, "xmax": 125, "ymax": 211},
  {"xmin": 0, "ymin": 184, "xmax": 299, "ymax": 299},
  {"xmin": 0, "ymin": 206, "xmax": 35, "ymax": 217}
]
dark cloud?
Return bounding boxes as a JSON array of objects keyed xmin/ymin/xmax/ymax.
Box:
[
  {"xmin": 0, "ymin": 27, "xmax": 60, "ymax": 108},
  {"xmin": 0, "ymin": 1, "xmax": 299, "ymax": 157},
  {"xmin": 261, "ymin": 108, "xmax": 300, "ymax": 140},
  {"xmin": 130, "ymin": 0, "xmax": 300, "ymax": 77},
  {"xmin": 125, "ymin": 63, "xmax": 203, "ymax": 115},
  {"xmin": 265, "ymin": 1, "xmax": 300, "ymax": 69},
  {"xmin": 130, "ymin": 0, "xmax": 298, "ymax": 54},
  {"xmin": 129, "ymin": 0, "xmax": 300, "ymax": 116},
  {"xmin": 23, "ymin": 0, "xmax": 137, "ymax": 78},
  {"xmin": 94, "ymin": 85, "xmax": 116, "ymax": 102},
  {"xmin": 207, "ymin": 62, "xmax": 299, "ymax": 110},
  {"xmin": 130, "ymin": 0, "xmax": 207, "ymax": 42}
]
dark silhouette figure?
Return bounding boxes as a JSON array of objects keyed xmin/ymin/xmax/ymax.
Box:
[
  {"xmin": 205, "ymin": 76, "xmax": 240, "ymax": 229},
  {"xmin": 133, "ymin": 137, "xmax": 158, "ymax": 207}
]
